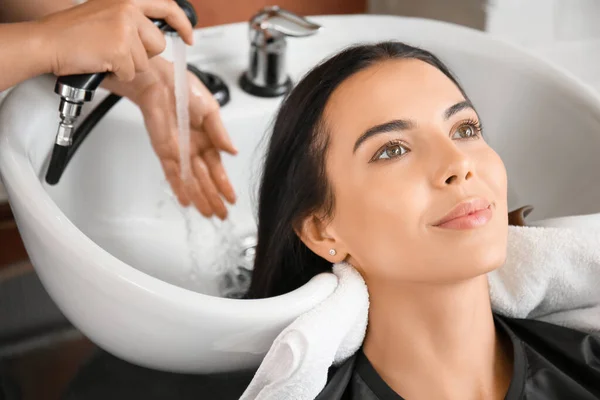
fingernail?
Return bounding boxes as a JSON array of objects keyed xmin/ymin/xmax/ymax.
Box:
[
  {"xmin": 227, "ymin": 189, "xmax": 236, "ymax": 204},
  {"xmin": 223, "ymin": 141, "xmax": 237, "ymax": 154}
]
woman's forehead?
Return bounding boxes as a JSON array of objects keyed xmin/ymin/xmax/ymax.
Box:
[{"xmin": 323, "ymin": 59, "xmax": 467, "ymax": 136}]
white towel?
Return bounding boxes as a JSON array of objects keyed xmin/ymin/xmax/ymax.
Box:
[
  {"xmin": 242, "ymin": 224, "xmax": 600, "ymax": 400},
  {"xmin": 489, "ymin": 225, "xmax": 600, "ymax": 333},
  {"xmin": 239, "ymin": 263, "xmax": 369, "ymax": 400}
]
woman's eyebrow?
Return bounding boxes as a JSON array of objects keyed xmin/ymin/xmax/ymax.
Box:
[
  {"xmin": 353, "ymin": 119, "xmax": 414, "ymax": 153},
  {"xmin": 444, "ymin": 100, "xmax": 473, "ymax": 120},
  {"xmin": 353, "ymin": 101, "xmax": 474, "ymax": 154}
]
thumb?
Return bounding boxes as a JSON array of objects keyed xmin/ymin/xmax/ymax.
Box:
[
  {"xmin": 187, "ymin": 73, "xmax": 237, "ymax": 154},
  {"xmin": 203, "ymin": 111, "xmax": 237, "ymax": 155}
]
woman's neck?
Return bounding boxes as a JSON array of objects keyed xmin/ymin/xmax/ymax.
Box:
[{"xmin": 363, "ymin": 274, "xmax": 513, "ymax": 400}]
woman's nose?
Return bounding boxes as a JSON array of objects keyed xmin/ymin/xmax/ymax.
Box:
[{"xmin": 431, "ymin": 138, "xmax": 474, "ymax": 187}]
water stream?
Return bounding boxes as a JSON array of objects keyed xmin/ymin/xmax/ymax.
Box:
[
  {"xmin": 169, "ymin": 37, "xmax": 253, "ymax": 298},
  {"xmin": 172, "ymin": 36, "xmax": 191, "ymax": 183}
]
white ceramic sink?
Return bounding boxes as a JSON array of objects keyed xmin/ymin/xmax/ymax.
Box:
[{"xmin": 2, "ymin": 15, "xmax": 600, "ymax": 373}]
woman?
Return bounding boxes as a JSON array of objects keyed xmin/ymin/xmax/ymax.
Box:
[
  {"xmin": 64, "ymin": 41, "xmax": 599, "ymax": 400},
  {"xmin": 247, "ymin": 42, "xmax": 600, "ymax": 399}
]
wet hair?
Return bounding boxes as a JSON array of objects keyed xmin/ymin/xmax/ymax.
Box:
[{"xmin": 246, "ymin": 41, "xmax": 471, "ymax": 299}]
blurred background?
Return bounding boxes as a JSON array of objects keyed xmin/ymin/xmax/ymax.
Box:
[
  {"xmin": 187, "ymin": 0, "xmax": 600, "ymax": 48},
  {"xmin": 1, "ymin": 1, "xmax": 599, "ymax": 399}
]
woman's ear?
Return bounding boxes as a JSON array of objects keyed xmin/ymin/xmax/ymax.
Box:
[{"xmin": 295, "ymin": 215, "xmax": 346, "ymax": 263}]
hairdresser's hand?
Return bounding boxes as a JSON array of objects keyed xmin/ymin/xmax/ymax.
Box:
[
  {"xmin": 103, "ymin": 56, "xmax": 238, "ymax": 219},
  {"xmin": 36, "ymin": 0, "xmax": 194, "ymax": 81}
]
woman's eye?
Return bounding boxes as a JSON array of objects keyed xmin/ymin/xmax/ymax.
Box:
[
  {"xmin": 376, "ymin": 143, "xmax": 408, "ymax": 161},
  {"xmin": 452, "ymin": 123, "xmax": 480, "ymax": 140}
]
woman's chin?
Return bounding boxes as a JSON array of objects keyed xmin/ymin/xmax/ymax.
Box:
[
  {"xmin": 423, "ymin": 238, "xmax": 508, "ymax": 282},
  {"xmin": 457, "ymin": 245, "xmax": 508, "ymax": 280}
]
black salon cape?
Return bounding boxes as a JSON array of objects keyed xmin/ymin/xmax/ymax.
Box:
[
  {"xmin": 316, "ymin": 315, "xmax": 600, "ymax": 400},
  {"xmin": 65, "ymin": 315, "xmax": 600, "ymax": 400}
]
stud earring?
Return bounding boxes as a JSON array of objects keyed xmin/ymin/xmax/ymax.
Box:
[{"xmin": 329, "ymin": 249, "xmax": 337, "ymax": 256}]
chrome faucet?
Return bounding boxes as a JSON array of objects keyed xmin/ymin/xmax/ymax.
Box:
[{"xmin": 239, "ymin": 6, "xmax": 322, "ymax": 97}]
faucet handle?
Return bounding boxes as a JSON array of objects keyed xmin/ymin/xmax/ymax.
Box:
[
  {"xmin": 249, "ymin": 6, "xmax": 321, "ymax": 44},
  {"xmin": 241, "ymin": 6, "xmax": 321, "ymax": 98}
]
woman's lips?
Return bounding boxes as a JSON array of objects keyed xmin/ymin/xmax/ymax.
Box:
[{"xmin": 433, "ymin": 198, "xmax": 493, "ymax": 230}]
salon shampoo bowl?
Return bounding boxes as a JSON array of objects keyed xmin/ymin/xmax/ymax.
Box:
[{"xmin": 2, "ymin": 15, "xmax": 600, "ymax": 373}]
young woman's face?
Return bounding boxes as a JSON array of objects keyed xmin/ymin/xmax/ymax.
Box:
[{"xmin": 316, "ymin": 59, "xmax": 508, "ymax": 283}]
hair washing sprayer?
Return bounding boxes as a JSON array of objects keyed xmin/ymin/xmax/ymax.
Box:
[{"xmin": 45, "ymin": 0, "xmax": 198, "ymax": 185}]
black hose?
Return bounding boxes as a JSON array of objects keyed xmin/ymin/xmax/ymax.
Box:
[
  {"xmin": 45, "ymin": 144, "xmax": 70, "ymax": 185},
  {"xmin": 44, "ymin": 94, "xmax": 122, "ymax": 185},
  {"xmin": 65, "ymin": 94, "xmax": 122, "ymax": 166},
  {"xmin": 45, "ymin": 65, "xmax": 230, "ymax": 185}
]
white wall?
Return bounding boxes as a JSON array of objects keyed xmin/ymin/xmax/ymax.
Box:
[
  {"xmin": 484, "ymin": 0, "xmax": 556, "ymax": 47},
  {"xmin": 368, "ymin": 0, "xmax": 600, "ymax": 46},
  {"xmin": 367, "ymin": 0, "xmax": 600, "ymax": 92},
  {"xmin": 485, "ymin": 0, "xmax": 600, "ymax": 47},
  {"xmin": 368, "ymin": 0, "xmax": 486, "ymax": 30}
]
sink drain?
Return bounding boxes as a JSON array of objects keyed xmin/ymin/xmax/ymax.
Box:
[{"xmin": 219, "ymin": 234, "xmax": 257, "ymax": 299}]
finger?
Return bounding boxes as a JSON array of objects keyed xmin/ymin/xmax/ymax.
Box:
[
  {"xmin": 138, "ymin": 84, "xmax": 189, "ymax": 208},
  {"xmin": 136, "ymin": 0, "xmax": 194, "ymax": 45},
  {"xmin": 187, "ymin": 174, "xmax": 214, "ymax": 218},
  {"xmin": 203, "ymin": 149, "xmax": 236, "ymax": 205},
  {"xmin": 187, "ymin": 75, "xmax": 237, "ymax": 154},
  {"xmin": 203, "ymin": 112, "xmax": 237, "ymax": 155},
  {"xmin": 113, "ymin": 50, "xmax": 137, "ymax": 81},
  {"xmin": 131, "ymin": 35, "xmax": 150, "ymax": 73},
  {"xmin": 190, "ymin": 128, "xmax": 212, "ymax": 153},
  {"xmin": 192, "ymin": 156, "xmax": 228, "ymax": 220},
  {"xmin": 161, "ymin": 159, "xmax": 191, "ymax": 206},
  {"xmin": 160, "ymin": 141, "xmax": 191, "ymax": 206},
  {"xmin": 136, "ymin": 12, "xmax": 167, "ymax": 58},
  {"xmin": 141, "ymin": 84, "xmax": 177, "ymax": 158}
]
